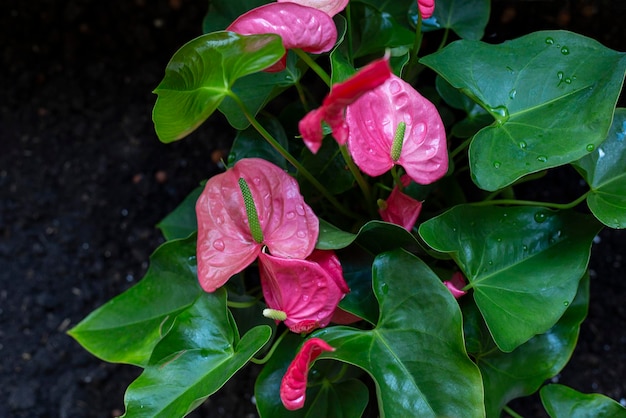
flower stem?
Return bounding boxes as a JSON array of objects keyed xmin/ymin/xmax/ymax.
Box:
[
  {"xmin": 293, "ymin": 48, "xmax": 331, "ymax": 87},
  {"xmin": 339, "ymin": 144, "xmax": 374, "ymax": 215},
  {"xmin": 473, "ymin": 191, "xmax": 590, "ymax": 210},
  {"xmin": 229, "ymin": 92, "xmax": 357, "ymax": 219},
  {"xmin": 450, "ymin": 137, "xmax": 472, "ymax": 160},
  {"xmin": 502, "ymin": 405, "xmax": 525, "ymax": 418},
  {"xmin": 250, "ymin": 328, "xmax": 290, "ymax": 365},
  {"xmin": 227, "ymin": 299, "xmax": 258, "ymax": 309}
]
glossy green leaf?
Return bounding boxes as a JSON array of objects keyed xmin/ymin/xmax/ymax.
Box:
[
  {"xmin": 574, "ymin": 108, "xmax": 626, "ymax": 229},
  {"xmin": 298, "ymin": 138, "xmax": 355, "ymax": 196},
  {"xmin": 122, "ymin": 291, "xmax": 272, "ymax": 417},
  {"xmin": 314, "ymin": 249, "xmax": 485, "ymax": 417},
  {"xmin": 464, "ymin": 274, "xmax": 589, "ymax": 417},
  {"xmin": 419, "ymin": 205, "xmax": 601, "ymax": 351},
  {"xmin": 202, "ymin": 0, "xmax": 271, "ymax": 33},
  {"xmin": 540, "ymin": 384, "xmax": 626, "ymax": 418},
  {"xmin": 357, "ymin": 0, "xmax": 414, "ymax": 26},
  {"xmin": 337, "ymin": 246, "xmax": 378, "ymax": 324},
  {"xmin": 157, "ymin": 186, "xmax": 202, "ymax": 241},
  {"xmin": 68, "ymin": 236, "xmax": 201, "ymax": 366},
  {"xmin": 152, "ymin": 32, "xmax": 285, "ymax": 143},
  {"xmin": 255, "ymin": 334, "xmax": 369, "ymax": 418},
  {"xmin": 436, "ymin": 75, "xmax": 491, "ymax": 138},
  {"xmin": 228, "ymin": 115, "xmax": 289, "ymax": 169},
  {"xmin": 316, "ymin": 219, "xmax": 357, "ymax": 250},
  {"xmin": 417, "ymin": 0, "xmax": 490, "ymax": 40},
  {"xmin": 421, "ymin": 30, "xmax": 626, "ymax": 191}
]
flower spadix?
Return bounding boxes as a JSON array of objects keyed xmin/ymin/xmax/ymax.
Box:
[
  {"xmin": 196, "ymin": 158, "xmax": 318, "ymax": 292},
  {"xmin": 259, "ymin": 249, "xmax": 349, "ymax": 333},
  {"xmin": 280, "ymin": 338, "xmax": 335, "ymax": 410},
  {"xmin": 277, "ymin": 0, "xmax": 349, "ymax": 17},
  {"xmin": 299, "ymin": 55, "xmax": 393, "ymax": 153},
  {"xmin": 346, "ymin": 74, "xmax": 448, "ymax": 184},
  {"xmin": 226, "ymin": 2, "xmax": 337, "ymax": 72}
]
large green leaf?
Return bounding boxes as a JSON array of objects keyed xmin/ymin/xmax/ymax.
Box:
[
  {"xmin": 419, "ymin": 205, "xmax": 601, "ymax": 351},
  {"xmin": 540, "ymin": 384, "xmax": 626, "ymax": 418},
  {"xmin": 417, "ymin": 0, "xmax": 490, "ymax": 40},
  {"xmin": 421, "ymin": 30, "xmax": 626, "ymax": 191},
  {"xmin": 298, "ymin": 137, "xmax": 355, "ymax": 196},
  {"xmin": 255, "ymin": 334, "xmax": 369, "ymax": 418},
  {"xmin": 156, "ymin": 186, "xmax": 202, "ymax": 241},
  {"xmin": 152, "ymin": 32, "xmax": 285, "ymax": 143},
  {"xmin": 122, "ymin": 291, "xmax": 272, "ymax": 417},
  {"xmin": 464, "ymin": 274, "xmax": 589, "ymax": 417},
  {"xmin": 314, "ymin": 249, "xmax": 485, "ymax": 417},
  {"xmin": 336, "ymin": 246, "xmax": 378, "ymax": 324},
  {"xmin": 68, "ymin": 236, "xmax": 201, "ymax": 366},
  {"xmin": 573, "ymin": 108, "xmax": 626, "ymax": 229}
]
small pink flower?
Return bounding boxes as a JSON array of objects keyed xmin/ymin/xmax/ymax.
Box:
[
  {"xmin": 280, "ymin": 338, "xmax": 335, "ymax": 410},
  {"xmin": 443, "ymin": 272, "xmax": 467, "ymax": 299},
  {"xmin": 277, "ymin": 0, "xmax": 349, "ymax": 17},
  {"xmin": 299, "ymin": 55, "xmax": 393, "ymax": 153},
  {"xmin": 259, "ymin": 249, "xmax": 349, "ymax": 333},
  {"xmin": 418, "ymin": 0, "xmax": 435, "ymax": 19},
  {"xmin": 196, "ymin": 158, "xmax": 318, "ymax": 292},
  {"xmin": 378, "ymin": 175, "xmax": 423, "ymax": 230},
  {"xmin": 227, "ymin": 3, "xmax": 337, "ymax": 72},
  {"xmin": 345, "ymin": 74, "xmax": 448, "ymax": 185}
]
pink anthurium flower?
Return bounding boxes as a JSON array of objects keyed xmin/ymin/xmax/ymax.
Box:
[
  {"xmin": 280, "ymin": 338, "xmax": 335, "ymax": 410},
  {"xmin": 418, "ymin": 0, "xmax": 435, "ymax": 19},
  {"xmin": 443, "ymin": 272, "xmax": 468, "ymax": 299},
  {"xmin": 196, "ymin": 158, "xmax": 318, "ymax": 292},
  {"xmin": 259, "ymin": 249, "xmax": 349, "ymax": 333},
  {"xmin": 345, "ymin": 74, "xmax": 448, "ymax": 185},
  {"xmin": 378, "ymin": 175, "xmax": 423, "ymax": 230},
  {"xmin": 277, "ymin": 0, "xmax": 349, "ymax": 17},
  {"xmin": 299, "ymin": 55, "xmax": 393, "ymax": 153},
  {"xmin": 226, "ymin": 3, "xmax": 337, "ymax": 72}
]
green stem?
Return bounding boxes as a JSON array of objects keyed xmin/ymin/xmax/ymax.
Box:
[
  {"xmin": 250, "ymin": 328, "xmax": 290, "ymax": 365},
  {"xmin": 450, "ymin": 137, "xmax": 472, "ymax": 160},
  {"xmin": 227, "ymin": 299, "xmax": 258, "ymax": 309},
  {"xmin": 345, "ymin": 3, "xmax": 354, "ymax": 65},
  {"xmin": 293, "ymin": 48, "xmax": 331, "ymax": 87},
  {"xmin": 503, "ymin": 405, "xmax": 525, "ymax": 418},
  {"xmin": 473, "ymin": 191, "xmax": 590, "ymax": 210},
  {"xmin": 339, "ymin": 145, "xmax": 374, "ymax": 214},
  {"xmin": 229, "ymin": 92, "xmax": 356, "ymax": 219},
  {"xmin": 437, "ymin": 28, "xmax": 450, "ymax": 51}
]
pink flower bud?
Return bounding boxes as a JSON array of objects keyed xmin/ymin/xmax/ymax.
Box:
[
  {"xmin": 443, "ymin": 272, "xmax": 467, "ymax": 299},
  {"xmin": 280, "ymin": 338, "xmax": 335, "ymax": 410},
  {"xmin": 378, "ymin": 175, "xmax": 423, "ymax": 231},
  {"xmin": 418, "ymin": 0, "xmax": 435, "ymax": 19}
]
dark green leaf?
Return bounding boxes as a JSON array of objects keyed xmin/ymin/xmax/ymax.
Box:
[
  {"xmin": 153, "ymin": 32, "xmax": 285, "ymax": 143},
  {"xmin": 314, "ymin": 249, "xmax": 484, "ymax": 417},
  {"xmin": 202, "ymin": 0, "xmax": 271, "ymax": 33},
  {"xmin": 228, "ymin": 115, "xmax": 289, "ymax": 169},
  {"xmin": 68, "ymin": 236, "xmax": 201, "ymax": 366},
  {"xmin": 574, "ymin": 108, "xmax": 626, "ymax": 229},
  {"xmin": 337, "ymin": 246, "xmax": 378, "ymax": 324},
  {"xmin": 421, "ymin": 30, "xmax": 626, "ymax": 191},
  {"xmin": 419, "ymin": 205, "xmax": 601, "ymax": 351},
  {"xmin": 418, "ymin": 0, "xmax": 490, "ymax": 40},
  {"xmin": 157, "ymin": 187, "xmax": 202, "ymax": 241},
  {"xmin": 316, "ymin": 218, "xmax": 357, "ymax": 250},
  {"xmin": 540, "ymin": 384, "xmax": 626, "ymax": 418},
  {"xmin": 298, "ymin": 138, "xmax": 355, "ymax": 196}
]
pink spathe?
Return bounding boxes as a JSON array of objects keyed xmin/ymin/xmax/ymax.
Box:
[
  {"xmin": 444, "ymin": 271, "xmax": 468, "ymax": 299},
  {"xmin": 346, "ymin": 74, "xmax": 448, "ymax": 184},
  {"xmin": 379, "ymin": 175, "xmax": 423, "ymax": 230},
  {"xmin": 280, "ymin": 338, "xmax": 335, "ymax": 410},
  {"xmin": 195, "ymin": 158, "xmax": 318, "ymax": 292}
]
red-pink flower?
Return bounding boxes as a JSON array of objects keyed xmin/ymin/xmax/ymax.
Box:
[
  {"xmin": 226, "ymin": 3, "xmax": 337, "ymax": 72},
  {"xmin": 299, "ymin": 55, "xmax": 393, "ymax": 153},
  {"xmin": 259, "ymin": 249, "xmax": 349, "ymax": 333},
  {"xmin": 443, "ymin": 272, "xmax": 467, "ymax": 299},
  {"xmin": 277, "ymin": 0, "xmax": 349, "ymax": 17},
  {"xmin": 378, "ymin": 175, "xmax": 423, "ymax": 230},
  {"xmin": 345, "ymin": 74, "xmax": 448, "ymax": 185},
  {"xmin": 418, "ymin": 0, "xmax": 435, "ymax": 19},
  {"xmin": 280, "ymin": 338, "xmax": 335, "ymax": 410},
  {"xmin": 195, "ymin": 158, "xmax": 318, "ymax": 292}
]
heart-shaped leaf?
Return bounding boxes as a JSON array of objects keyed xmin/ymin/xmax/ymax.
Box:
[
  {"xmin": 419, "ymin": 205, "xmax": 601, "ymax": 351},
  {"xmin": 540, "ymin": 384, "xmax": 626, "ymax": 418},
  {"xmin": 464, "ymin": 274, "xmax": 589, "ymax": 417},
  {"xmin": 417, "ymin": 0, "xmax": 490, "ymax": 40},
  {"xmin": 421, "ymin": 30, "xmax": 626, "ymax": 191},
  {"xmin": 122, "ymin": 291, "xmax": 272, "ymax": 417},
  {"xmin": 313, "ymin": 249, "xmax": 485, "ymax": 417},
  {"xmin": 153, "ymin": 32, "xmax": 285, "ymax": 143},
  {"xmin": 573, "ymin": 108, "xmax": 626, "ymax": 229},
  {"xmin": 68, "ymin": 236, "xmax": 201, "ymax": 366}
]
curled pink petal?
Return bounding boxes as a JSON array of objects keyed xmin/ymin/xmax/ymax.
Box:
[
  {"xmin": 298, "ymin": 55, "xmax": 392, "ymax": 153},
  {"xmin": 346, "ymin": 74, "xmax": 448, "ymax": 184},
  {"xmin": 280, "ymin": 338, "xmax": 335, "ymax": 410},
  {"xmin": 259, "ymin": 250, "xmax": 348, "ymax": 333},
  {"xmin": 277, "ymin": 0, "xmax": 349, "ymax": 17},
  {"xmin": 379, "ymin": 176, "xmax": 423, "ymax": 231},
  {"xmin": 443, "ymin": 272, "xmax": 467, "ymax": 299},
  {"xmin": 196, "ymin": 158, "xmax": 318, "ymax": 292},
  {"xmin": 418, "ymin": 0, "xmax": 435, "ymax": 19}
]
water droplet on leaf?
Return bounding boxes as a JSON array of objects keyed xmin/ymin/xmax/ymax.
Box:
[
  {"xmin": 545, "ymin": 37, "xmax": 554, "ymax": 45},
  {"xmin": 537, "ymin": 155, "xmax": 548, "ymax": 163},
  {"xmin": 561, "ymin": 46, "xmax": 570, "ymax": 55},
  {"xmin": 534, "ymin": 211, "xmax": 548, "ymax": 223},
  {"xmin": 493, "ymin": 161, "xmax": 502, "ymax": 169},
  {"xmin": 509, "ymin": 89, "xmax": 517, "ymax": 99},
  {"xmin": 586, "ymin": 144, "xmax": 595, "ymax": 152},
  {"xmin": 518, "ymin": 141, "xmax": 527, "ymax": 150},
  {"xmin": 563, "ymin": 301, "xmax": 569, "ymax": 307}
]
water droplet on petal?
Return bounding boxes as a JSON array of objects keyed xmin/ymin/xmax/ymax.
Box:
[
  {"xmin": 252, "ymin": 177, "xmax": 261, "ymax": 185},
  {"xmin": 545, "ymin": 37, "xmax": 554, "ymax": 45},
  {"xmin": 561, "ymin": 46, "xmax": 569, "ymax": 55},
  {"xmin": 493, "ymin": 161, "xmax": 502, "ymax": 169},
  {"xmin": 295, "ymin": 204, "xmax": 306, "ymax": 215},
  {"xmin": 286, "ymin": 211, "xmax": 296, "ymax": 219},
  {"xmin": 316, "ymin": 280, "xmax": 324, "ymax": 287},
  {"xmin": 215, "ymin": 216, "xmax": 224, "ymax": 225},
  {"xmin": 537, "ymin": 155, "xmax": 548, "ymax": 163},
  {"xmin": 302, "ymin": 294, "xmax": 310, "ymax": 302},
  {"xmin": 586, "ymin": 144, "xmax": 595, "ymax": 152},
  {"xmin": 213, "ymin": 239, "xmax": 225, "ymax": 251},
  {"xmin": 297, "ymin": 230, "xmax": 307, "ymax": 238}
]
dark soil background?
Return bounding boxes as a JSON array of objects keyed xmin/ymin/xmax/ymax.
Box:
[{"xmin": 1, "ymin": 1, "xmax": 624, "ymax": 417}]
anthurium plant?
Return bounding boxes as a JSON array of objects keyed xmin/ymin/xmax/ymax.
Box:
[{"xmin": 69, "ymin": 0, "xmax": 626, "ymax": 417}]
